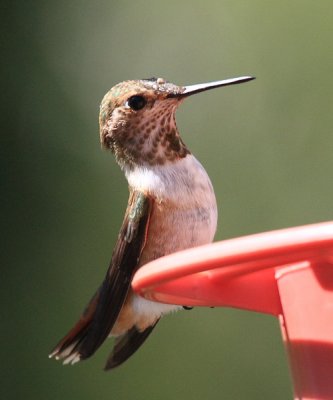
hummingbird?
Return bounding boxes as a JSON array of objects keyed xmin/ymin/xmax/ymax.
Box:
[{"xmin": 49, "ymin": 75, "xmax": 254, "ymax": 371}]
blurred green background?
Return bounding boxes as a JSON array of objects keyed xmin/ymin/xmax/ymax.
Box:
[{"xmin": 2, "ymin": 1, "xmax": 333, "ymax": 399}]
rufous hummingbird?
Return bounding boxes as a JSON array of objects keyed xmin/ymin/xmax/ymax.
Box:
[{"xmin": 49, "ymin": 75, "xmax": 254, "ymax": 370}]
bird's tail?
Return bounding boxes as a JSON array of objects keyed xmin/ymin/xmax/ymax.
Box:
[{"xmin": 104, "ymin": 320, "xmax": 159, "ymax": 371}]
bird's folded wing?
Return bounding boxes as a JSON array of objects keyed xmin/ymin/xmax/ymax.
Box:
[{"xmin": 49, "ymin": 190, "xmax": 153, "ymax": 364}]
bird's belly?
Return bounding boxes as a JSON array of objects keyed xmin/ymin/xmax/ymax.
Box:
[
  {"xmin": 129, "ymin": 201, "xmax": 217, "ymax": 329},
  {"xmin": 140, "ymin": 203, "xmax": 217, "ymax": 264}
]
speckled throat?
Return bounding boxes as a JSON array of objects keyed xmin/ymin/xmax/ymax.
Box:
[{"xmin": 101, "ymin": 97, "xmax": 190, "ymax": 168}]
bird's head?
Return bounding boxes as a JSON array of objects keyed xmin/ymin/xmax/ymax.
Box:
[{"xmin": 99, "ymin": 76, "xmax": 254, "ymax": 169}]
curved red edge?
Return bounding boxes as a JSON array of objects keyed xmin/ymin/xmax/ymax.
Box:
[{"xmin": 132, "ymin": 221, "xmax": 333, "ymax": 314}]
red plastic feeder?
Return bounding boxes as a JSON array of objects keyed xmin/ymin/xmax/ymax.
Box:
[{"xmin": 132, "ymin": 222, "xmax": 333, "ymax": 400}]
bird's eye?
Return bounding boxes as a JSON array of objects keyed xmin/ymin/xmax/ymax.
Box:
[{"xmin": 125, "ymin": 95, "xmax": 147, "ymax": 111}]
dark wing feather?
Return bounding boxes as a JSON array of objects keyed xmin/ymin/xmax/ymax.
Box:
[
  {"xmin": 49, "ymin": 190, "xmax": 153, "ymax": 365},
  {"xmin": 104, "ymin": 319, "xmax": 159, "ymax": 371}
]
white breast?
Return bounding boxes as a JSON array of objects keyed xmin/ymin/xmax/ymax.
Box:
[{"xmin": 126, "ymin": 155, "xmax": 216, "ymax": 211}]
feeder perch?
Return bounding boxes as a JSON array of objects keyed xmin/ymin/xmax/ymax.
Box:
[{"xmin": 133, "ymin": 222, "xmax": 333, "ymax": 400}]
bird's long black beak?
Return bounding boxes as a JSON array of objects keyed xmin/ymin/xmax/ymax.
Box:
[{"xmin": 172, "ymin": 76, "xmax": 255, "ymax": 98}]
